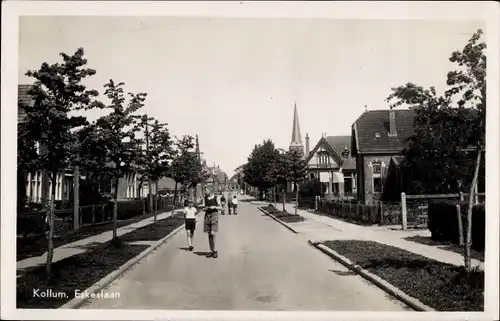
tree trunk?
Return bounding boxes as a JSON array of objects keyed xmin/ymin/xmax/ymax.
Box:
[
  {"xmin": 154, "ymin": 180, "xmax": 159, "ymax": 222},
  {"xmin": 464, "ymin": 148, "xmax": 482, "ymax": 271},
  {"xmin": 172, "ymin": 182, "xmax": 178, "ymax": 217},
  {"xmin": 112, "ymin": 177, "xmax": 119, "ymax": 240},
  {"xmin": 148, "ymin": 179, "xmax": 153, "ymax": 215},
  {"xmin": 282, "ymin": 183, "xmax": 286, "ymax": 212},
  {"xmin": 73, "ymin": 165, "xmax": 80, "ymax": 230},
  {"xmin": 46, "ymin": 172, "xmax": 57, "ymax": 283},
  {"xmin": 295, "ymin": 181, "xmax": 299, "ymax": 215}
]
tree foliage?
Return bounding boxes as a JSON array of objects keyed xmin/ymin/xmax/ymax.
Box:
[
  {"xmin": 385, "ymin": 29, "xmax": 486, "ymax": 194},
  {"xmin": 170, "ymin": 135, "xmax": 207, "ymax": 202},
  {"xmin": 92, "ymin": 79, "xmax": 146, "ymax": 239},
  {"xmin": 20, "ymin": 47, "xmax": 102, "ymax": 281},
  {"xmin": 242, "ymin": 140, "xmax": 279, "ymax": 195}
]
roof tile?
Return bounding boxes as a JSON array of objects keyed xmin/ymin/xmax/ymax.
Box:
[{"xmin": 353, "ymin": 109, "xmax": 416, "ymax": 154}]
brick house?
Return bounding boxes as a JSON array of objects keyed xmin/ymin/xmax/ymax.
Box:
[
  {"xmin": 305, "ymin": 135, "xmax": 357, "ymax": 198},
  {"xmin": 18, "ymin": 84, "xmax": 75, "ymax": 204},
  {"xmin": 18, "ymin": 84, "xmax": 159, "ymax": 204},
  {"xmin": 351, "ymin": 109, "xmax": 415, "ymax": 205}
]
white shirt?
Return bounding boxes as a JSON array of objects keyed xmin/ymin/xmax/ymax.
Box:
[
  {"xmin": 231, "ymin": 198, "xmax": 238, "ymax": 205},
  {"xmin": 183, "ymin": 206, "xmax": 197, "ymax": 219}
]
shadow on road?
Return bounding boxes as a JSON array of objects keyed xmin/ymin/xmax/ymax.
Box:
[
  {"xmin": 193, "ymin": 251, "xmax": 211, "ymax": 257},
  {"xmin": 328, "ymin": 269, "xmax": 357, "ymax": 276},
  {"xmin": 179, "ymin": 247, "xmax": 191, "ymax": 251}
]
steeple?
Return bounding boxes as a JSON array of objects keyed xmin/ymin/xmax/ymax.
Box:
[{"xmin": 289, "ymin": 102, "xmax": 304, "ymax": 155}]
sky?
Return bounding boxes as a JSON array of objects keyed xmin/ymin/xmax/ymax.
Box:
[{"xmin": 18, "ymin": 16, "xmax": 485, "ymax": 177}]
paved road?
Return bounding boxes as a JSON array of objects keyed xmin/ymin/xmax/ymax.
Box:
[{"xmin": 81, "ymin": 198, "xmax": 410, "ymax": 311}]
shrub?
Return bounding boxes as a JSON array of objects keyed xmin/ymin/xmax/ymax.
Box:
[
  {"xmin": 299, "ymin": 179, "xmax": 322, "ymax": 198},
  {"xmin": 428, "ymin": 200, "xmax": 485, "ymax": 251},
  {"xmin": 471, "ymin": 204, "xmax": 485, "ymax": 252}
]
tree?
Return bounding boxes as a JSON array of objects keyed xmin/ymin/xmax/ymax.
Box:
[
  {"xmin": 136, "ymin": 115, "xmax": 174, "ymax": 222},
  {"xmin": 285, "ymin": 149, "xmax": 308, "ymax": 215},
  {"xmin": 170, "ymin": 135, "xmax": 202, "ymax": 208},
  {"xmin": 446, "ymin": 30, "xmax": 486, "ymax": 271},
  {"xmin": 20, "ymin": 48, "xmax": 102, "ymax": 281},
  {"xmin": 93, "ymin": 79, "xmax": 146, "ymax": 241},
  {"xmin": 386, "ymin": 30, "xmax": 485, "ymax": 271},
  {"xmin": 243, "ymin": 140, "xmax": 279, "ymax": 200}
]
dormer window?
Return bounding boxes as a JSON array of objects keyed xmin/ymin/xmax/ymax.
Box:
[{"xmin": 341, "ymin": 146, "xmax": 350, "ymax": 158}]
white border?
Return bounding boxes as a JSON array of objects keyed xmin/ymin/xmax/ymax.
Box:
[{"xmin": 2, "ymin": 1, "xmax": 499, "ymax": 320}]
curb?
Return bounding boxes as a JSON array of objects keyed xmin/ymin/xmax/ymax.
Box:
[
  {"xmin": 257, "ymin": 207, "xmax": 299, "ymax": 234},
  {"xmin": 60, "ymin": 214, "xmax": 196, "ymax": 309},
  {"xmin": 307, "ymin": 240, "xmax": 435, "ymax": 312}
]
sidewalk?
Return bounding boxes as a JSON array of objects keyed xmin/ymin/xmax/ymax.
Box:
[
  {"xmin": 17, "ymin": 209, "xmax": 181, "ymax": 272},
  {"xmin": 249, "ymin": 198, "xmax": 484, "ymax": 270}
]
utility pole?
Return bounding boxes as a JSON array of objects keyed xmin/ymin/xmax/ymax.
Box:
[
  {"xmin": 195, "ymin": 134, "xmax": 204, "ymax": 202},
  {"xmin": 145, "ymin": 115, "xmax": 153, "ymax": 214}
]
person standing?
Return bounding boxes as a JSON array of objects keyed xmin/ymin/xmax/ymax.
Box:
[
  {"xmin": 182, "ymin": 199, "xmax": 197, "ymax": 251},
  {"xmin": 227, "ymin": 192, "xmax": 232, "ymax": 215},
  {"xmin": 231, "ymin": 195, "xmax": 238, "ymax": 215},
  {"xmin": 220, "ymin": 194, "xmax": 226, "ymax": 215},
  {"xmin": 203, "ymin": 189, "xmax": 221, "ymax": 258}
]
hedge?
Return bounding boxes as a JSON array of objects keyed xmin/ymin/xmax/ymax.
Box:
[{"xmin": 428, "ymin": 200, "xmax": 485, "ymax": 251}]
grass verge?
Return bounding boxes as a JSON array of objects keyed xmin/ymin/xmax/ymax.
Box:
[
  {"xmin": 262, "ymin": 204, "xmax": 304, "ymax": 223},
  {"xmin": 404, "ymin": 235, "xmax": 484, "ymax": 262},
  {"xmin": 17, "ymin": 207, "xmax": 175, "ymax": 261},
  {"xmin": 322, "ymin": 240, "xmax": 484, "ymax": 311},
  {"xmin": 17, "ymin": 214, "xmax": 185, "ymax": 309}
]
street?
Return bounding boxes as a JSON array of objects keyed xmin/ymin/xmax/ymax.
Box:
[{"xmin": 81, "ymin": 198, "xmax": 409, "ymax": 311}]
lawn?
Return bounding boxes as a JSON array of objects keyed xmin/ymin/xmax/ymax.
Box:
[
  {"xmin": 17, "ymin": 208, "xmax": 175, "ymax": 261},
  {"xmin": 17, "ymin": 214, "xmax": 185, "ymax": 309},
  {"xmin": 322, "ymin": 240, "xmax": 484, "ymax": 312},
  {"xmin": 261, "ymin": 204, "xmax": 305, "ymax": 223},
  {"xmin": 404, "ymin": 235, "xmax": 484, "ymax": 262}
]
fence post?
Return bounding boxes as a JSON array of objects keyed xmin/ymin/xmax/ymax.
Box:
[
  {"xmin": 315, "ymin": 196, "xmax": 318, "ymax": 211},
  {"xmin": 456, "ymin": 204, "xmax": 464, "ymax": 245},
  {"xmin": 92, "ymin": 205, "xmax": 96, "ymax": 225},
  {"xmin": 379, "ymin": 201, "xmax": 384, "ymax": 225},
  {"xmin": 459, "ymin": 191, "xmax": 464, "ymax": 201},
  {"xmin": 401, "ymin": 192, "xmax": 407, "ymax": 231}
]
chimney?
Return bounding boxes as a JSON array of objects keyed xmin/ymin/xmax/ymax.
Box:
[
  {"xmin": 389, "ymin": 108, "xmax": 397, "ymax": 136},
  {"xmin": 305, "ymin": 133, "xmax": 310, "ymax": 156}
]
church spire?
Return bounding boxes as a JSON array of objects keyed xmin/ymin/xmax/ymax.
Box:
[{"xmin": 289, "ymin": 102, "xmax": 304, "ymax": 155}]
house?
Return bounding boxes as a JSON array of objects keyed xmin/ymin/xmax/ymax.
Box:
[
  {"xmin": 305, "ymin": 135, "xmax": 357, "ymax": 198},
  {"xmin": 351, "ymin": 108, "xmax": 416, "ymax": 205},
  {"xmin": 18, "ymin": 84, "xmax": 152, "ymax": 204},
  {"xmin": 205, "ymin": 164, "xmax": 228, "ymax": 193},
  {"xmin": 18, "ymin": 84, "xmax": 75, "ymax": 204},
  {"xmin": 227, "ymin": 173, "xmax": 240, "ymax": 192}
]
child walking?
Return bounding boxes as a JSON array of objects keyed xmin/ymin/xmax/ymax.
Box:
[
  {"xmin": 231, "ymin": 195, "xmax": 238, "ymax": 215},
  {"xmin": 182, "ymin": 200, "xmax": 197, "ymax": 251}
]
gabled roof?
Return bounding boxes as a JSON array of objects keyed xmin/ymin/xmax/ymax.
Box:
[
  {"xmin": 18, "ymin": 84, "xmax": 34, "ymax": 123},
  {"xmin": 305, "ymin": 135, "xmax": 357, "ymax": 170},
  {"xmin": 352, "ymin": 109, "xmax": 416, "ymax": 155},
  {"xmin": 208, "ymin": 166, "xmax": 228, "ymax": 183}
]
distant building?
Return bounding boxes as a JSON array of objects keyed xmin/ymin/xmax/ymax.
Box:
[
  {"xmin": 305, "ymin": 135, "xmax": 357, "ymax": 198},
  {"xmin": 351, "ymin": 109, "xmax": 415, "ymax": 205}
]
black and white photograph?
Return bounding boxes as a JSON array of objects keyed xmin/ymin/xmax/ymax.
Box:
[{"xmin": 2, "ymin": 1, "xmax": 499, "ymax": 320}]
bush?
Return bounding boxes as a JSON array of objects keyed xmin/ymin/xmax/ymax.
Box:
[
  {"xmin": 299, "ymin": 179, "xmax": 322, "ymax": 198},
  {"xmin": 471, "ymin": 204, "xmax": 485, "ymax": 251},
  {"xmin": 428, "ymin": 200, "xmax": 485, "ymax": 251}
]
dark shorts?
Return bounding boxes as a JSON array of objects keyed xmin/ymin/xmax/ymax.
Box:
[
  {"xmin": 204, "ymin": 211, "xmax": 219, "ymax": 233},
  {"xmin": 185, "ymin": 218, "xmax": 196, "ymax": 233}
]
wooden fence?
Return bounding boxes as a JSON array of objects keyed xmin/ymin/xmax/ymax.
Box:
[
  {"xmin": 17, "ymin": 196, "xmax": 177, "ymax": 238},
  {"xmin": 310, "ymin": 191, "xmax": 485, "ymax": 229}
]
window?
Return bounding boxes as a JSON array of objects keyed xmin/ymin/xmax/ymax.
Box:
[
  {"xmin": 344, "ymin": 177, "xmax": 352, "ymax": 194},
  {"xmin": 371, "ymin": 161, "xmax": 383, "ymax": 194},
  {"xmin": 310, "ymin": 173, "xmax": 315, "ymax": 180}
]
